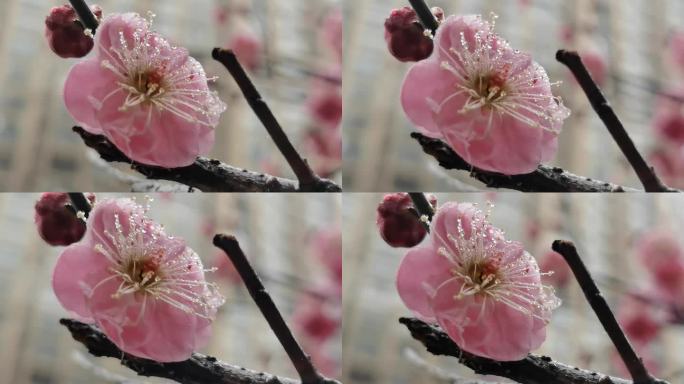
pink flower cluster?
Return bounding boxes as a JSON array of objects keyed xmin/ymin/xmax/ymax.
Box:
[
  {"xmin": 649, "ymin": 33, "xmax": 684, "ymax": 187},
  {"xmin": 52, "ymin": 198, "xmax": 224, "ymax": 362},
  {"xmin": 401, "ymin": 15, "xmax": 570, "ymax": 175},
  {"xmin": 291, "ymin": 228, "xmax": 342, "ymax": 377},
  {"xmin": 303, "ymin": 7, "xmax": 343, "ymax": 177},
  {"xmin": 64, "ymin": 13, "xmax": 226, "ymax": 167},
  {"xmin": 395, "ymin": 201, "xmax": 560, "ymax": 360}
]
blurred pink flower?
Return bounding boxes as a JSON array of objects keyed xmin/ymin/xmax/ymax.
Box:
[
  {"xmin": 35, "ymin": 193, "xmax": 94, "ymax": 246},
  {"xmin": 636, "ymin": 230, "xmax": 684, "ymax": 300},
  {"xmin": 384, "ymin": 7, "xmax": 444, "ymax": 63},
  {"xmin": 45, "ymin": 4, "xmax": 102, "ymax": 58},
  {"xmin": 304, "ymin": 129, "xmax": 342, "ymax": 176},
  {"xmin": 538, "ymin": 250, "xmax": 572, "ymax": 288},
  {"xmin": 322, "ymin": 8, "xmax": 343, "ymax": 60},
  {"xmin": 652, "ymin": 88, "xmax": 684, "ymax": 145},
  {"xmin": 650, "ymin": 146, "xmax": 684, "ymax": 189},
  {"xmin": 292, "ymin": 296, "xmax": 340, "ymax": 343},
  {"xmin": 376, "ymin": 193, "xmax": 436, "ymax": 248},
  {"xmin": 396, "ymin": 202, "xmax": 560, "ymax": 361},
  {"xmin": 617, "ymin": 297, "xmax": 664, "ymax": 346},
  {"xmin": 669, "ymin": 31, "xmax": 684, "ymax": 70},
  {"xmin": 401, "ymin": 15, "xmax": 570, "ymax": 175},
  {"xmin": 228, "ymin": 30, "xmax": 263, "ymax": 71},
  {"xmin": 575, "ymin": 50, "xmax": 607, "ymax": 87},
  {"xmin": 307, "ymin": 80, "xmax": 343, "ymax": 130},
  {"xmin": 212, "ymin": 249, "xmax": 242, "ymax": 285},
  {"xmin": 52, "ymin": 198, "xmax": 224, "ymax": 362},
  {"xmin": 64, "ymin": 13, "xmax": 226, "ymax": 167},
  {"xmin": 311, "ymin": 228, "xmax": 342, "ymax": 285}
]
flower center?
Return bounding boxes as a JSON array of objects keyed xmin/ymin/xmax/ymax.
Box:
[
  {"xmin": 470, "ymin": 73, "xmax": 507, "ymax": 105},
  {"xmin": 133, "ymin": 70, "xmax": 165, "ymax": 99},
  {"xmin": 123, "ymin": 256, "xmax": 162, "ymax": 289},
  {"xmin": 453, "ymin": 260, "xmax": 501, "ymax": 298}
]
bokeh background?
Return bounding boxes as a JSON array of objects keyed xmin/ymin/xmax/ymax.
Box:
[
  {"xmin": 0, "ymin": 193, "xmax": 341, "ymax": 383},
  {"xmin": 0, "ymin": 0, "xmax": 341, "ymax": 191},
  {"xmin": 343, "ymin": 0, "xmax": 684, "ymax": 191},
  {"xmin": 343, "ymin": 193, "xmax": 684, "ymax": 383}
]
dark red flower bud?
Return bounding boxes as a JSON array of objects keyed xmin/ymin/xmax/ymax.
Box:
[
  {"xmin": 384, "ymin": 7, "xmax": 444, "ymax": 62},
  {"xmin": 35, "ymin": 193, "xmax": 95, "ymax": 246},
  {"xmin": 376, "ymin": 193, "xmax": 437, "ymax": 248},
  {"xmin": 45, "ymin": 4, "xmax": 103, "ymax": 58}
]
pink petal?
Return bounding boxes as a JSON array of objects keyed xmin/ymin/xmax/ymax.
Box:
[
  {"xmin": 400, "ymin": 59, "xmax": 450, "ymax": 138},
  {"xmin": 63, "ymin": 59, "xmax": 120, "ymax": 134},
  {"xmin": 52, "ymin": 241, "xmax": 109, "ymax": 321},
  {"xmin": 396, "ymin": 246, "xmax": 453, "ymax": 322}
]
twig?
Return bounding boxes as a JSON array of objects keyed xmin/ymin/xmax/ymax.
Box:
[
  {"xmin": 408, "ymin": 0, "xmax": 439, "ymax": 34},
  {"xmin": 552, "ymin": 240, "xmax": 665, "ymax": 384},
  {"xmin": 68, "ymin": 192, "xmax": 92, "ymax": 218},
  {"xmin": 74, "ymin": 127, "xmax": 341, "ymax": 192},
  {"xmin": 60, "ymin": 319, "xmax": 302, "ymax": 384},
  {"xmin": 212, "ymin": 49, "xmax": 336, "ymax": 192},
  {"xmin": 412, "ymin": 133, "xmax": 641, "ymax": 192},
  {"xmin": 408, "ymin": 192, "xmax": 434, "ymax": 231},
  {"xmin": 400, "ymin": 317, "xmax": 639, "ymax": 384},
  {"xmin": 68, "ymin": 0, "xmax": 99, "ymax": 32},
  {"xmin": 213, "ymin": 235, "xmax": 339, "ymax": 384},
  {"xmin": 555, "ymin": 50, "xmax": 672, "ymax": 193}
]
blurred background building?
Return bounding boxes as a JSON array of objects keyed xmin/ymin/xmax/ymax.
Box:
[
  {"xmin": 0, "ymin": 0, "xmax": 341, "ymax": 191},
  {"xmin": 0, "ymin": 193, "xmax": 341, "ymax": 383},
  {"xmin": 343, "ymin": 0, "xmax": 684, "ymax": 191},
  {"xmin": 343, "ymin": 193, "xmax": 684, "ymax": 383}
]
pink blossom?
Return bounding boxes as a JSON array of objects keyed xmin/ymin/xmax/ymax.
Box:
[
  {"xmin": 45, "ymin": 4, "xmax": 103, "ymax": 58},
  {"xmin": 307, "ymin": 80, "xmax": 343, "ymax": 130},
  {"xmin": 376, "ymin": 193, "xmax": 436, "ymax": 248},
  {"xmin": 636, "ymin": 230, "xmax": 684, "ymax": 300},
  {"xmin": 311, "ymin": 228, "xmax": 342, "ymax": 285},
  {"xmin": 303, "ymin": 128, "xmax": 342, "ymax": 176},
  {"xmin": 396, "ymin": 202, "xmax": 560, "ymax": 361},
  {"xmin": 35, "ymin": 193, "xmax": 94, "ymax": 246},
  {"xmin": 212, "ymin": 250, "xmax": 242, "ymax": 285},
  {"xmin": 652, "ymin": 88, "xmax": 684, "ymax": 145},
  {"xmin": 669, "ymin": 31, "xmax": 684, "ymax": 70},
  {"xmin": 576, "ymin": 50, "xmax": 607, "ymax": 87},
  {"xmin": 617, "ymin": 297, "xmax": 664, "ymax": 346},
  {"xmin": 292, "ymin": 296, "xmax": 340, "ymax": 343},
  {"xmin": 538, "ymin": 250, "xmax": 572, "ymax": 288},
  {"xmin": 228, "ymin": 30, "xmax": 263, "ymax": 72},
  {"xmin": 650, "ymin": 147, "xmax": 684, "ymax": 189},
  {"xmin": 322, "ymin": 8, "xmax": 343, "ymax": 60},
  {"xmin": 64, "ymin": 13, "xmax": 226, "ymax": 167},
  {"xmin": 401, "ymin": 15, "xmax": 570, "ymax": 175},
  {"xmin": 52, "ymin": 198, "xmax": 224, "ymax": 362}
]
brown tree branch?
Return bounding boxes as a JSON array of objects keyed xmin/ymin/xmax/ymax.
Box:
[
  {"xmin": 408, "ymin": 192, "xmax": 434, "ymax": 231},
  {"xmin": 60, "ymin": 318, "xmax": 301, "ymax": 384},
  {"xmin": 556, "ymin": 50, "xmax": 671, "ymax": 193},
  {"xmin": 68, "ymin": 0, "xmax": 99, "ymax": 31},
  {"xmin": 400, "ymin": 317, "xmax": 637, "ymax": 384},
  {"xmin": 552, "ymin": 241, "xmax": 665, "ymax": 384},
  {"xmin": 412, "ymin": 133, "xmax": 639, "ymax": 192},
  {"xmin": 67, "ymin": 192, "xmax": 92, "ymax": 218},
  {"xmin": 213, "ymin": 235, "xmax": 339, "ymax": 384},
  {"xmin": 74, "ymin": 127, "xmax": 341, "ymax": 192},
  {"xmin": 408, "ymin": 0, "xmax": 439, "ymax": 33},
  {"xmin": 212, "ymin": 48, "xmax": 337, "ymax": 192}
]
